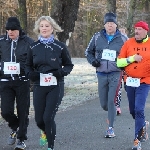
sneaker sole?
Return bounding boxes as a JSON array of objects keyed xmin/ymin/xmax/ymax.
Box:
[
  {"xmin": 14, "ymin": 148, "xmax": 26, "ymax": 150},
  {"xmin": 132, "ymin": 148, "xmax": 141, "ymax": 150},
  {"xmin": 105, "ymin": 135, "xmax": 116, "ymax": 138},
  {"xmin": 14, "ymin": 145, "xmax": 26, "ymax": 150}
]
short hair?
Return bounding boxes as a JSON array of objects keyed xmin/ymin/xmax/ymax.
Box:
[{"xmin": 33, "ymin": 16, "xmax": 63, "ymax": 37}]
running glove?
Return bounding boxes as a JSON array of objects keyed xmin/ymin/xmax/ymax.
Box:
[
  {"xmin": 28, "ymin": 72, "xmax": 40, "ymax": 82},
  {"xmin": 92, "ymin": 59, "xmax": 100, "ymax": 67}
]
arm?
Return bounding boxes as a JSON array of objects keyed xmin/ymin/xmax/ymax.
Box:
[
  {"xmin": 85, "ymin": 34, "xmax": 97, "ymax": 64},
  {"xmin": 117, "ymin": 41, "xmax": 135, "ymax": 67},
  {"xmin": 51, "ymin": 43, "xmax": 74, "ymax": 78},
  {"xmin": 25, "ymin": 46, "xmax": 40, "ymax": 81},
  {"xmin": 61, "ymin": 45, "xmax": 74, "ymax": 76},
  {"xmin": 117, "ymin": 55, "xmax": 135, "ymax": 67}
]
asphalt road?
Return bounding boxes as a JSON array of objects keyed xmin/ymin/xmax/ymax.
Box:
[{"xmin": 0, "ymin": 89, "xmax": 150, "ymax": 150}]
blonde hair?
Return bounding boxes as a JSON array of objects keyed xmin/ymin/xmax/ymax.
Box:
[{"xmin": 33, "ymin": 16, "xmax": 63, "ymax": 38}]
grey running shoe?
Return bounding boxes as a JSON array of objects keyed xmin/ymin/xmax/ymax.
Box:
[
  {"xmin": 140, "ymin": 121, "xmax": 149, "ymax": 142},
  {"xmin": 14, "ymin": 140, "xmax": 26, "ymax": 150},
  {"xmin": 132, "ymin": 139, "xmax": 141, "ymax": 150},
  {"xmin": 105, "ymin": 128, "xmax": 116, "ymax": 138},
  {"xmin": 7, "ymin": 130, "xmax": 17, "ymax": 145}
]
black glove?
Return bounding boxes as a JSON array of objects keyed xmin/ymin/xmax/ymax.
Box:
[
  {"xmin": 51, "ymin": 70, "xmax": 63, "ymax": 78},
  {"xmin": 92, "ymin": 59, "xmax": 100, "ymax": 67},
  {"xmin": 28, "ymin": 72, "xmax": 40, "ymax": 82}
]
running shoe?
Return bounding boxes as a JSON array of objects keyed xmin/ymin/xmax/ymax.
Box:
[
  {"xmin": 40, "ymin": 130, "xmax": 47, "ymax": 146},
  {"xmin": 48, "ymin": 148, "xmax": 53, "ymax": 150},
  {"xmin": 132, "ymin": 139, "xmax": 141, "ymax": 150},
  {"xmin": 105, "ymin": 128, "xmax": 116, "ymax": 138},
  {"xmin": 140, "ymin": 121, "xmax": 149, "ymax": 142},
  {"xmin": 116, "ymin": 107, "xmax": 121, "ymax": 115},
  {"xmin": 14, "ymin": 139, "xmax": 26, "ymax": 150},
  {"xmin": 7, "ymin": 130, "xmax": 17, "ymax": 145}
]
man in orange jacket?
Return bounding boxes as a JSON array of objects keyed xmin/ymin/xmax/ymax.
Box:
[{"xmin": 117, "ymin": 21, "xmax": 150, "ymax": 150}]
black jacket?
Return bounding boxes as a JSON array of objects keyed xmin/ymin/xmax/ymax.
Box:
[
  {"xmin": 0, "ymin": 33, "xmax": 34, "ymax": 80},
  {"xmin": 25, "ymin": 39, "xmax": 74, "ymax": 82}
]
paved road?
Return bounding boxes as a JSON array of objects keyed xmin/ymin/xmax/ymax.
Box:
[{"xmin": 0, "ymin": 89, "xmax": 150, "ymax": 150}]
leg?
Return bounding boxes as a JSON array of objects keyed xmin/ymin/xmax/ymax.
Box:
[
  {"xmin": 15, "ymin": 80, "xmax": 30, "ymax": 141},
  {"xmin": 134, "ymin": 84, "xmax": 150, "ymax": 139},
  {"xmin": 115, "ymin": 82, "xmax": 122, "ymax": 108},
  {"xmin": 44, "ymin": 84, "xmax": 62, "ymax": 149},
  {"xmin": 0, "ymin": 81, "xmax": 19, "ymax": 131},
  {"xmin": 108, "ymin": 72, "xmax": 122, "ymax": 127},
  {"xmin": 97, "ymin": 74, "xmax": 108, "ymax": 111},
  {"xmin": 33, "ymin": 85, "xmax": 47, "ymax": 132},
  {"xmin": 126, "ymin": 86, "xmax": 136, "ymax": 119}
]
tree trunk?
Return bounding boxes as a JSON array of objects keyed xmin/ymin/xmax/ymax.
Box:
[
  {"xmin": 50, "ymin": 0, "xmax": 80, "ymax": 44},
  {"xmin": 107, "ymin": 0, "xmax": 116, "ymax": 13},
  {"xmin": 126, "ymin": 0, "xmax": 137, "ymax": 36},
  {"xmin": 18, "ymin": 0, "xmax": 27, "ymax": 34}
]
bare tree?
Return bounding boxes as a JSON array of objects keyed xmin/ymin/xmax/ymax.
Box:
[
  {"xmin": 126, "ymin": 0, "xmax": 137, "ymax": 36},
  {"xmin": 107, "ymin": 0, "xmax": 116, "ymax": 13},
  {"xmin": 18, "ymin": 0, "xmax": 27, "ymax": 33},
  {"xmin": 50, "ymin": 0, "xmax": 80, "ymax": 45}
]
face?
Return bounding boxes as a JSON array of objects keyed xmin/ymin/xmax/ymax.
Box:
[
  {"xmin": 39, "ymin": 20, "xmax": 53, "ymax": 38},
  {"xmin": 134, "ymin": 27, "xmax": 147, "ymax": 40},
  {"xmin": 104, "ymin": 22, "xmax": 117, "ymax": 35},
  {"xmin": 7, "ymin": 30, "xmax": 19, "ymax": 40}
]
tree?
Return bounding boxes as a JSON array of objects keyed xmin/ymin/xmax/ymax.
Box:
[
  {"xmin": 50, "ymin": 0, "xmax": 80, "ymax": 45},
  {"xmin": 17, "ymin": 0, "xmax": 27, "ymax": 33},
  {"xmin": 107, "ymin": 0, "xmax": 116, "ymax": 13}
]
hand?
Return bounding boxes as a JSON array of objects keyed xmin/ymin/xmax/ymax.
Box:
[
  {"xmin": 28, "ymin": 72, "xmax": 40, "ymax": 82},
  {"xmin": 92, "ymin": 59, "xmax": 100, "ymax": 67},
  {"xmin": 134, "ymin": 54, "xmax": 142, "ymax": 62},
  {"xmin": 51, "ymin": 70, "xmax": 62, "ymax": 78}
]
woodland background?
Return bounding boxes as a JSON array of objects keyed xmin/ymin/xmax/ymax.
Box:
[{"xmin": 1, "ymin": 0, "xmax": 150, "ymax": 57}]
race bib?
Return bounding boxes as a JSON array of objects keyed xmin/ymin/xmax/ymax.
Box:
[
  {"xmin": 4, "ymin": 62, "xmax": 20, "ymax": 74},
  {"xmin": 101, "ymin": 49, "xmax": 116, "ymax": 61},
  {"xmin": 126, "ymin": 77, "xmax": 140, "ymax": 87},
  {"xmin": 40, "ymin": 73, "xmax": 57, "ymax": 86}
]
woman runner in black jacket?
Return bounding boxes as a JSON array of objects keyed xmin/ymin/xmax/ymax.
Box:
[{"xmin": 25, "ymin": 16, "xmax": 74, "ymax": 150}]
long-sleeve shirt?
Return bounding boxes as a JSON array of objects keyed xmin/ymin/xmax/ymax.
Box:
[{"xmin": 117, "ymin": 36, "xmax": 150, "ymax": 84}]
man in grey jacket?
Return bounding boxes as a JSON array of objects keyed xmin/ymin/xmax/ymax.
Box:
[{"xmin": 85, "ymin": 12, "xmax": 128, "ymax": 138}]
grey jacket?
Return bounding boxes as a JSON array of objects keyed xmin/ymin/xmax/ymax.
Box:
[{"xmin": 85, "ymin": 29, "xmax": 128, "ymax": 73}]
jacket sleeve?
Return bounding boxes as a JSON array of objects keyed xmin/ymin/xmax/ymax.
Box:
[
  {"xmin": 25, "ymin": 46, "xmax": 34, "ymax": 75},
  {"xmin": 117, "ymin": 41, "xmax": 135, "ymax": 67},
  {"xmin": 61, "ymin": 44, "xmax": 74, "ymax": 76},
  {"xmin": 85, "ymin": 34, "xmax": 96, "ymax": 64}
]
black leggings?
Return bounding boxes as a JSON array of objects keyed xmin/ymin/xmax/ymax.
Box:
[{"xmin": 33, "ymin": 82, "xmax": 64, "ymax": 149}]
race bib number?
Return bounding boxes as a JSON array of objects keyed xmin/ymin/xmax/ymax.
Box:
[
  {"xmin": 101, "ymin": 49, "xmax": 116, "ymax": 61},
  {"xmin": 4, "ymin": 62, "xmax": 20, "ymax": 74},
  {"xmin": 40, "ymin": 73, "xmax": 57, "ymax": 86},
  {"xmin": 126, "ymin": 77, "xmax": 140, "ymax": 87}
]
